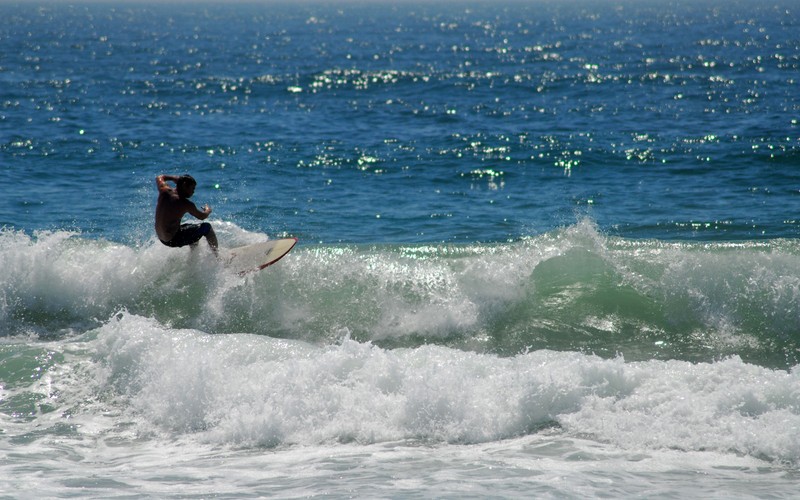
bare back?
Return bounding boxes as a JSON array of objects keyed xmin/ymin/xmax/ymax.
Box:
[
  {"xmin": 154, "ymin": 175, "xmax": 208, "ymax": 242},
  {"xmin": 155, "ymin": 189, "xmax": 190, "ymax": 242}
]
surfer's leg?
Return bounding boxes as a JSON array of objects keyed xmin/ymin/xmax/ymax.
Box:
[{"xmin": 205, "ymin": 224, "xmax": 218, "ymax": 257}]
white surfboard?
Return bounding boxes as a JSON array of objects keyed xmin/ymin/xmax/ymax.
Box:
[{"xmin": 225, "ymin": 238, "xmax": 297, "ymax": 275}]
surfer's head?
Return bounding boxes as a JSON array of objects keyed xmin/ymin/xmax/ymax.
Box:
[{"xmin": 176, "ymin": 175, "xmax": 196, "ymax": 199}]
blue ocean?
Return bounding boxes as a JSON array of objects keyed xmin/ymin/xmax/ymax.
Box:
[{"xmin": 2, "ymin": 0, "xmax": 800, "ymax": 497}]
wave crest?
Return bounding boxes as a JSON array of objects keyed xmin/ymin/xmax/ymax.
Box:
[{"xmin": 2, "ymin": 222, "xmax": 800, "ymax": 367}]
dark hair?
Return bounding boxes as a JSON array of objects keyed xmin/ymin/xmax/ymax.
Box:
[
  {"xmin": 175, "ymin": 175, "xmax": 197, "ymax": 199},
  {"xmin": 177, "ymin": 175, "xmax": 196, "ymax": 190}
]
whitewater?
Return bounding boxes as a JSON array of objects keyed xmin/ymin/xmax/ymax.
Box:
[{"xmin": 2, "ymin": 221, "xmax": 800, "ymax": 496}]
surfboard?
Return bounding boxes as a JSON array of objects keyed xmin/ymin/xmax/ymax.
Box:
[{"xmin": 224, "ymin": 238, "xmax": 297, "ymax": 275}]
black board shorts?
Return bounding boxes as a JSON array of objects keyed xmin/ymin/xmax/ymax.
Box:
[{"xmin": 160, "ymin": 222, "xmax": 211, "ymax": 248}]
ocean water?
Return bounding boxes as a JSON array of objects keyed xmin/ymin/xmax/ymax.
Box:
[{"xmin": 2, "ymin": 0, "xmax": 800, "ymax": 497}]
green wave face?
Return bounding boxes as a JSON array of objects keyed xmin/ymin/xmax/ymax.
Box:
[{"xmin": 3, "ymin": 223, "xmax": 799, "ymax": 368}]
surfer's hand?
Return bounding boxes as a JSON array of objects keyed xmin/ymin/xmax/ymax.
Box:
[{"xmin": 203, "ymin": 204, "xmax": 212, "ymax": 215}]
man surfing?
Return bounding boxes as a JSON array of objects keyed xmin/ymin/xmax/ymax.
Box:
[{"xmin": 155, "ymin": 174, "xmax": 218, "ymax": 255}]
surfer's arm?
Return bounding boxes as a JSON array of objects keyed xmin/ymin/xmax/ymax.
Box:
[
  {"xmin": 186, "ymin": 200, "xmax": 212, "ymax": 220},
  {"xmin": 155, "ymin": 174, "xmax": 179, "ymax": 193}
]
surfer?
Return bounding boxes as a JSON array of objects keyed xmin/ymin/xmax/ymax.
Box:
[{"xmin": 155, "ymin": 174, "xmax": 218, "ymax": 255}]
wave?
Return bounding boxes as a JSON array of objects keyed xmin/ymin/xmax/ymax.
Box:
[
  {"xmin": 3, "ymin": 312, "xmax": 800, "ymax": 465},
  {"xmin": 2, "ymin": 220, "xmax": 800, "ymax": 367}
]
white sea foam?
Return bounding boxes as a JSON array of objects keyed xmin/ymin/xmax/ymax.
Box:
[{"xmin": 80, "ymin": 312, "xmax": 800, "ymax": 465}]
